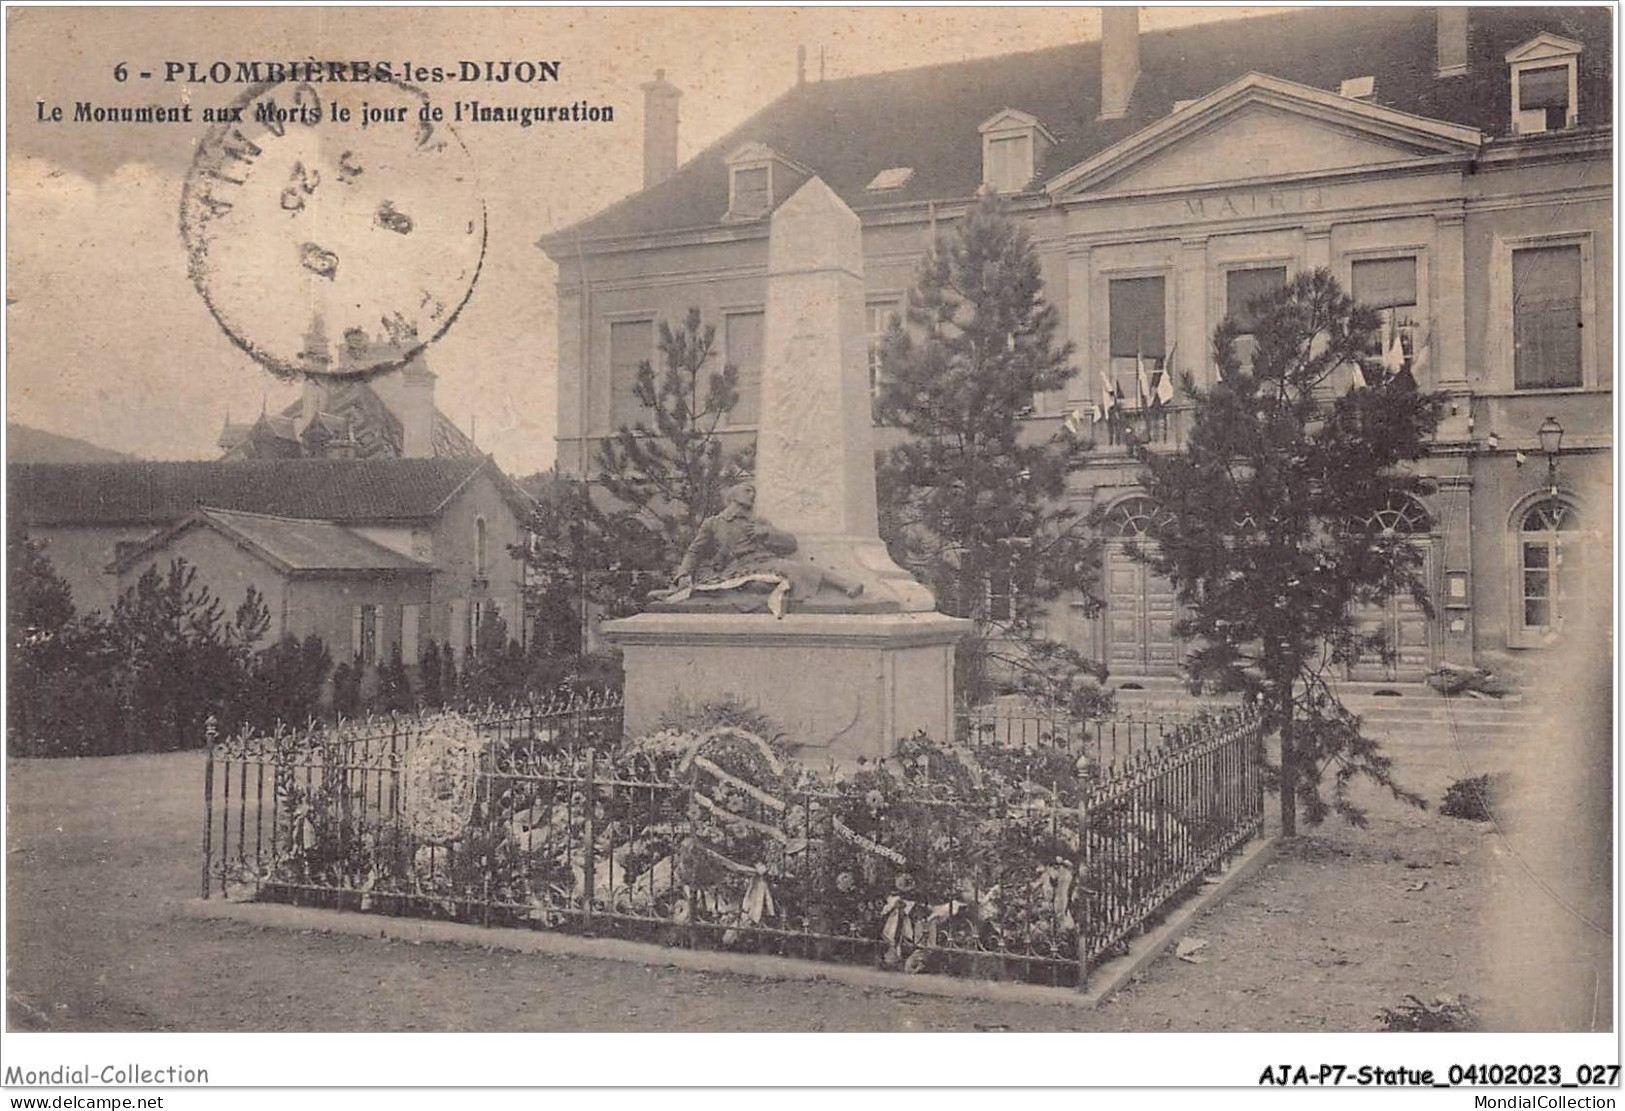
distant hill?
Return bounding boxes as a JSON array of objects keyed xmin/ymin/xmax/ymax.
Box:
[{"xmin": 7, "ymin": 423, "xmax": 133, "ymax": 464}]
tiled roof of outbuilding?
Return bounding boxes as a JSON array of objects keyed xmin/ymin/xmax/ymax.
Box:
[
  {"xmin": 544, "ymin": 6, "xmax": 1611, "ymax": 247},
  {"xmin": 112, "ymin": 508, "xmax": 434, "ymax": 577},
  {"xmin": 9, "ymin": 457, "xmax": 494, "ymax": 526}
]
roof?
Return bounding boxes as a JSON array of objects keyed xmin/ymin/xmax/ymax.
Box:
[
  {"xmin": 7, "ymin": 423, "xmax": 133, "ymax": 464},
  {"xmin": 9, "ymin": 457, "xmax": 497, "ymax": 527},
  {"xmin": 112, "ymin": 508, "xmax": 434, "ymax": 577},
  {"xmin": 544, "ymin": 6, "xmax": 1612, "ymax": 247}
]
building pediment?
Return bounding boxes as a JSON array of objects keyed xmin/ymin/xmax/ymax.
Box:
[
  {"xmin": 1505, "ymin": 32, "xmax": 1584, "ymax": 65},
  {"xmin": 1046, "ymin": 72, "xmax": 1483, "ymax": 197}
]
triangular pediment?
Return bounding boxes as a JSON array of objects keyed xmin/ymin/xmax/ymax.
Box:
[
  {"xmin": 979, "ymin": 107, "xmax": 1057, "ymax": 143},
  {"xmin": 1047, "ymin": 73, "xmax": 1482, "ymax": 197},
  {"xmin": 726, "ymin": 141, "xmax": 778, "ymax": 166},
  {"xmin": 1506, "ymin": 32, "xmax": 1584, "ymax": 64}
]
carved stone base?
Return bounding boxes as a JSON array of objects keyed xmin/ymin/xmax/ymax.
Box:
[{"xmin": 600, "ymin": 611, "xmax": 972, "ymax": 767}]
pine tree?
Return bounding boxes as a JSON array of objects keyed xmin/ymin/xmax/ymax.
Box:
[
  {"xmin": 1134, "ymin": 268, "xmax": 1444, "ymax": 834},
  {"xmin": 523, "ymin": 309, "xmax": 757, "ymax": 625},
  {"xmin": 875, "ymin": 195, "xmax": 1105, "ymax": 713}
]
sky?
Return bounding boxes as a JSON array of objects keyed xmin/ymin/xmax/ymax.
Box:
[{"xmin": 5, "ymin": 6, "xmax": 1284, "ymax": 475}]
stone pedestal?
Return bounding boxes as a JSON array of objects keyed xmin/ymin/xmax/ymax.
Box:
[
  {"xmin": 603, "ymin": 611, "xmax": 971, "ymax": 766},
  {"xmin": 607, "ymin": 176, "xmax": 969, "ymax": 763}
]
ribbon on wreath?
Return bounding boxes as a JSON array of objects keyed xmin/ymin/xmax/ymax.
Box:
[
  {"xmin": 880, "ymin": 894, "xmax": 918, "ymax": 950},
  {"xmin": 832, "ymin": 815, "xmax": 907, "ymax": 867},
  {"xmin": 741, "ymin": 864, "xmax": 776, "ymax": 924},
  {"xmin": 1031, "ymin": 861, "xmax": 1076, "ymax": 931}
]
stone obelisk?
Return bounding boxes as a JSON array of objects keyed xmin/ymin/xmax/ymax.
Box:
[
  {"xmin": 754, "ymin": 177, "xmax": 934, "ymax": 610},
  {"xmin": 601, "ymin": 177, "xmax": 968, "ymax": 763}
]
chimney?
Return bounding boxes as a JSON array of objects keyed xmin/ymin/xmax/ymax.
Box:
[
  {"xmin": 1099, "ymin": 7, "xmax": 1141, "ymax": 121},
  {"xmin": 1436, "ymin": 8, "xmax": 1468, "ymax": 78},
  {"xmin": 640, "ymin": 69, "xmax": 681, "ymax": 189},
  {"xmin": 397, "ymin": 361, "xmax": 437, "ymax": 458}
]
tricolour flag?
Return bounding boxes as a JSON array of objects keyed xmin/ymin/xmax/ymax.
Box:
[
  {"xmin": 1381, "ymin": 319, "xmax": 1406, "ymax": 375},
  {"xmin": 1349, "ymin": 363, "xmax": 1368, "ymax": 392},
  {"xmin": 1098, "ymin": 368, "xmax": 1119, "ymax": 418},
  {"xmin": 1062, "ymin": 407, "xmax": 1086, "ymax": 436},
  {"xmin": 1089, "ymin": 400, "xmax": 1104, "ymax": 423},
  {"xmin": 1409, "ymin": 327, "xmax": 1431, "ymax": 379},
  {"xmin": 1136, "ymin": 352, "xmax": 1152, "ymax": 409}
]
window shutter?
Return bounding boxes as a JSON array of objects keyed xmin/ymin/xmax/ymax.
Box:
[
  {"xmin": 401, "ymin": 604, "xmax": 421, "ymax": 664},
  {"xmin": 732, "ymin": 166, "xmax": 770, "ymax": 216},
  {"xmin": 350, "ymin": 606, "xmax": 363, "ymax": 660},
  {"xmin": 724, "ymin": 311, "xmax": 764, "ymax": 425},
  {"xmin": 1519, "ymin": 65, "xmax": 1569, "ymax": 109},
  {"xmin": 1513, "ymin": 245, "xmax": 1583, "ymax": 389},
  {"xmin": 1350, "ymin": 258, "xmax": 1418, "ymax": 310},
  {"xmin": 609, "ymin": 320, "xmax": 653, "ymax": 430},
  {"xmin": 1226, "ymin": 267, "xmax": 1288, "ymax": 332},
  {"xmin": 1108, "ymin": 277, "xmax": 1167, "ymax": 358}
]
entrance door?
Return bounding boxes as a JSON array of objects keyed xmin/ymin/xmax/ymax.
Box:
[
  {"xmin": 1348, "ymin": 545, "xmax": 1436, "ymax": 681},
  {"xmin": 1348, "ymin": 497, "xmax": 1437, "ymax": 682},
  {"xmin": 1100, "ymin": 490, "xmax": 1186, "ymax": 680}
]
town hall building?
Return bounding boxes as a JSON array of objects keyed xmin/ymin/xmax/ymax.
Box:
[{"xmin": 541, "ymin": 6, "xmax": 1612, "ymax": 687}]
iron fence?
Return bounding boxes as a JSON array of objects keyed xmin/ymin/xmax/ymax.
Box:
[
  {"xmin": 203, "ymin": 694, "xmax": 1262, "ymax": 989},
  {"xmin": 957, "ymin": 704, "xmax": 1190, "ymax": 774}
]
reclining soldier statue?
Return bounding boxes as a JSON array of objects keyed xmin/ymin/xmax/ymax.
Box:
[{"xmin": 648, "ymin": 481, "xmax": 865, "ymax": 618}]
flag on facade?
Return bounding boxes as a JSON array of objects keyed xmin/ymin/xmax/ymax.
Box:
[
  {"xmin": 1155, "ymin": 350, "xmax": 1177, "ymax": 405},
  {"xmin": 1349, "ymin": 363, "xmax": 1368, "ymax": 392},
  {"xmin": 1062, "ymin": 407, "xmax": 1087, "ymax": 436},
  {"xmin": 1381, "ymin": 319, "xmax": 1406, "ymax": 374},
  {"xmin": 1089, "ymin": 400, "xmax": 1104, "ymax": 423},
  {"xmin": 1409, "ymin": 327, "xmax": 1432, "ymax": 379},
  {"xmin": 1136, "ymin": 352, "xmax": 1152, "ymax": 408},
  {"xmin": 1098, "ymin": 368, "xmax": 1119, "ymax": 418}
]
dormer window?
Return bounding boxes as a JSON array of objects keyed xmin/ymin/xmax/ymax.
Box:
[
  {"xmin": 866, "ymin": 167, "xmax": 914, "ymax": 192},
  {"xmin": 978, "ymin": 109, "xmax": 1055, "ymax": 195},
  {"xmin": 1338, "ymin": 76, "xmax": 1375, "ymax": 101},
  {"xmin": 732, "ymin": 166, "xmax": 771, "ymax": 217},
  {"xmin": 1506, "ymin": 33, "xmax": 1583, "ymax": 135},
  {"xmin": 724, "ymin": 142, "xmax": 809, "ymax": 221}
]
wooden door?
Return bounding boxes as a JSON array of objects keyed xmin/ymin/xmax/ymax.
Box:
[
  {"xmin": 1104, "ymin": 544, "xmax": 1183, "ymax": 676},
  {"xmin": 1349, "ymin": 543, "xmax": 1436, "ymax": 681}
]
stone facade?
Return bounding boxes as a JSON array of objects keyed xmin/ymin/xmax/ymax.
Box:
[{"xmin": 543, "ymin": 8, "xmax": 1612, "ymax": 687}]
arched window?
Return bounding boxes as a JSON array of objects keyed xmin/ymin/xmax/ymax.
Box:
[
  {"xmin": 1366, "ymin": 494, "xmax": 1433, "ymax": 537},
  {"xmin": 474, "ymin": 516, "xmax": 488, "ymax": 579},
  {"xmin": 1106, "ymin": 496, "xmax": 1168, "ymax": 539},
  {"xmin": 1517, "ymin": 497, "xmax": 1580, "ymax": 641}
]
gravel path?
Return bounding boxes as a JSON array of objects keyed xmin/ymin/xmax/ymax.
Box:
[{"xmin": 4, "ymin": 742, "xmax": 1525, "ymax": 1032}]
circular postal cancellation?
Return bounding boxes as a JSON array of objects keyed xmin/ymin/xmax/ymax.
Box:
[{"xmin": 181, "ymin": 79, "xmax": 487, "ymax": 380}]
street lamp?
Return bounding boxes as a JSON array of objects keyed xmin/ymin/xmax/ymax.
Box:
[{"xmin": 1537, "ymin": 415, "xmax": 1564, "ymax": 494}]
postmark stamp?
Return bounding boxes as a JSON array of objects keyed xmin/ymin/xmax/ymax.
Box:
[{"xmin": 180, "ymin": 78, "xmax": 486, "ymax": 380}]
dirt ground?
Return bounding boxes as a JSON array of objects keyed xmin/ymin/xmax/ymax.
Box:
[{"xmin": 0, "ymin": 735, "xmax": 1584, "ymax": 1032}]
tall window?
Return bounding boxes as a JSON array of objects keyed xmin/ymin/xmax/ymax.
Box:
[
  {"xmin": 474, "ymin": 516, "xmax": 488, "ymax": 579},
  {"xmin": 985, "ymin": 134, "xmax": 1033, "ymax": 194},
  {"xmin": 354, "ymin": 604, "xmax": 378, "ymax": 665},
  {"xmin": 1225, "ymin": 266, "xmax": 1288, "ymax": 371},
  {"xmin": 867, "ymin": 301, "xmax": 901, "ymax": 399},
  {"xmin": 609, "ymin": 319, "xmax": 653, "ymax": 429},
  {"xmin": 1109, "ymin": 277, "xmax": 1167, "ymax": 361},
  {"xmin": 1512, "ymin": 245, "xmax": 1583, "ymax": 389},
  {"xmin": 723, "ymin": 311, "xmax": 764, "ymax": 425},
  {"xmin": 1351, "ymin": 257, "xmax": 1420, "ymax": 377},
  {"xmin": 1519, "ymin": 499, "xmax": 1580, "ymax": 638}
]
